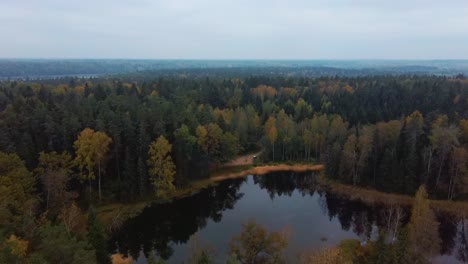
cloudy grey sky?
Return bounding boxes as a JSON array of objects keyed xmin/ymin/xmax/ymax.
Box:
[{"xmin": 2, "ymin": 0, "xmax": 468, "ymax": 59}]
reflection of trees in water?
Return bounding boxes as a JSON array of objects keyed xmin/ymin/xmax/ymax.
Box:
[
  {"xmin": 110, "ymin": 171, "xmax": 467, "ymax": 262},
  {"xmin": 438, "ymin": 213, "xmax": 458, "ymax": 256},
  {"xmin": 456, "ymin": 219, "xmax": 467, "ymax": 262},
  {"xmin": 110, "ymin": 178, "xmax": 245, "ymax": 260},
  {"xmin": 322, "ymin": 192, "xmax": 382, "ymax": 240},
  {"xmin": 323, "ymin": 192, "xmax": 467, "ymax": 262},
  {"xmin": 382, "ymin": 205, "xmax": 406, "ymax": 243},
  {"xmin": 434, "ymin": 215, "xmax": 468, "ymax": 262},
  {"xmin": 252, "ymin": 171, "xmax": 467, "ymax": 261},
  {"xmin": 253, "ymin": 171, "xmax": 317, "ymax": 198}
]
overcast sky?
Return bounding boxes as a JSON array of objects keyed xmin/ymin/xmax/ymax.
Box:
[{"xmin": 2, "ymin": 0, "xmax": 468, "ymax": 59}]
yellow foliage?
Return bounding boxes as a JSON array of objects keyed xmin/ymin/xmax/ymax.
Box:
[
  {"xmin": 31, "ymin": 83, "xmax": 42, "ymax": 92},
  {"xmin": 264, "ymin": 116, "xmax": 278, "ymax": 144},
  {"xmin": 53, "ymin": 84, "xmax": 68, "ymax": 94},
  {"xmin": 251, "ymin": 85, "xmax": 277, "ymax": 101},
  {"xmin": 149, "ymin": 90, "xmax": 159, "ymax": 97},
  {"xmin": 197, "ymin": 104, "xmax": 205, "ymax": 112},
  {"xmin": 405, "ymin": 111, "xmax": 424, "ymax": 125},
  {"xmin": 212, "ymin": 108, "xmax": 233, "ymax": 125},
  {"xmin": 60, "ymin": 202, "xmax": 86, "ymax": 237},
  {"xmin": 73, "ymin": 128, "xmax": 112, "ymax": 182},
  {"xmin": 5, "ymin": 235, "xmax": 28, "ymax": 258},
  {"xmin": 229, "ymin": 219, "xmax": 288, "ymax": 264},
  {"xmin": 196, "ymin": 125, "xmax": 209, "ymax": 152},
  {"xmin": 196, "ymin": 123, "xmax": 224, "ymax": 158},
  {"xmin": 342, "ymin": 84, "xmax": 354, "ymax": 93},
  {"xmin": 408, "ymin": 186, "xmax": 441, "ymax": 261},
  {"xmin": 74, "ymin": 85, "xmax": 85, "ymax": 94},
  {"xmin": 147, "ymin": 135, "xmax": 176, "ymax": 198},
  {"xmin": 123, "ymin": 82, "xmax": 133, "ymax": 89}
]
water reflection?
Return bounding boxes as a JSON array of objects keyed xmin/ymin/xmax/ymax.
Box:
[
  {"xmin": 110, "ymin": 171, "xmax": 467, "ymax": 263},
  {"xmin": 111, "ymin": 178, "xmax": 245, "ymax": 260},
  {"xmin": 253, "ymin": 171, "xmax": 316, "ymax": 198},
  {"xmin": 455, "ymin": 219, "xmax": 467, "ymax": 262}
]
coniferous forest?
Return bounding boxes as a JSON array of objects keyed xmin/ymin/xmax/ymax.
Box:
[{"xmin": 1, "ymin": 69, "xmax": 468, "ymax": 263}]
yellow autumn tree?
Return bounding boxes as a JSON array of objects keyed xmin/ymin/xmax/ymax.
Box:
[
  {"xmin": 229, "ymin": 219, "xmax": 288, "ymax": 264},
  {"xmin": 1, "ymin": 235, "xmax": 29, "ymax": 262},
  {"xmin": 73, "ymin": 128, "xmax": 112, "ymax": 200},
  {"xmin": 251, "ymin": 85, "xmax": 277, "ymax": 102},
  {"xmin": 408, "ymin": 186, "xmax": 441, "ymax": 263},
  {"xmin": 196, "ymin": 125, "xmax": 209, "ymax": 153},
  {"xmin": 147, "ymin": 135, "xmax": 176, "ymax": 198}
]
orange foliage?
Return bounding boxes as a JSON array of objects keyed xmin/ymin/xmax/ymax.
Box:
[
  {"xmin": 74, "ymin": 85, "xmax": 85, "ymax": 94},
  {"xmin": 342, "ymin": 84, "xmax": 354, "ymax": 93},
  {"xmin": 212, "ymin": 108, "xmax": 233, "ymax": 125},
  {"xmin": 111, "ymin": 254, "xmax": 132, "ymax": 264},
  {"xmin": 251, "ymin": 85, "xmax": 277, "ymax": 100}
]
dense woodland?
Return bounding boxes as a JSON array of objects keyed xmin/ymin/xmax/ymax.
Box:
[{"xmin": 1, "ymin": 71, "xmax": 467, "ymax": 263}]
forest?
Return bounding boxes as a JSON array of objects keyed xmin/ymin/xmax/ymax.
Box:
[
  {"xmin": 2, "ymin": 59, "xmax": 468, "ymax": 80},
  {"xmin": 0, "ymin": 70, "xmax": 467, "ymax": 263}
]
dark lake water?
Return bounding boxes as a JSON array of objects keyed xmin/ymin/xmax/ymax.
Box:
[{"xmin": 110, "ymin": 171, "xmax": 468, "ymax": 263}]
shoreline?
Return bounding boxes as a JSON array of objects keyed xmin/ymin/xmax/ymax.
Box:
[
  {"xmin": 317, "ymin": 177, "xmax": 468, "ymax": 218},
  {"xmin": 209, "ymin": 163, "xmax": 324, "ymax": 182},
  {"xmin": 97, "ymin": 163, "xmax": 323, "ymax": 226},
  {"xmin": 97, "ymin": 163, "xmax": 468, "ymax": 227}
]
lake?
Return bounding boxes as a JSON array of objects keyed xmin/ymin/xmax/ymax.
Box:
[{"xmin": 110, "ymin": 171, "xmax": 467, "ymax": 263}]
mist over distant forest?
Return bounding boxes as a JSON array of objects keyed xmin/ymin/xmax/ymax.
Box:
[{"xmin": 1, "ymin": 59, "xmax": 468, "ymax": 80}]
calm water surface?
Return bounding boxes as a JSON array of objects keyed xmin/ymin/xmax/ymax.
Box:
[{"xmin": 110, "ymin": 171, "xmax": 467, "ymax": 263}]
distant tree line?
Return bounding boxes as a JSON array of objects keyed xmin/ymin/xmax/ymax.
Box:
[{"xmin": 3, "ymin": 60, "xmax": 466, "ymax": 79}]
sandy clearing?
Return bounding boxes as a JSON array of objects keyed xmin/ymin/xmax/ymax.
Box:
[
  {"xmin": 222, "ymin": 150, "xmax": 263, "ymax": 167},
  {"xmin": 211, "ymin": 164, "xmax": 324, "ymax": 182}
]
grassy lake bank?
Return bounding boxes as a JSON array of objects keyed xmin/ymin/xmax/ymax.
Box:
[
  {"xmin": 97, "ymin": 163, "xmax": 468, "ymax": 228},
  {"xmin": 96, "ymin": 163, "xmax": 323, "ymax": 226},
  {"xmin": 317, "ymin": 176, "xmax": 468, "ymax": 218}
]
